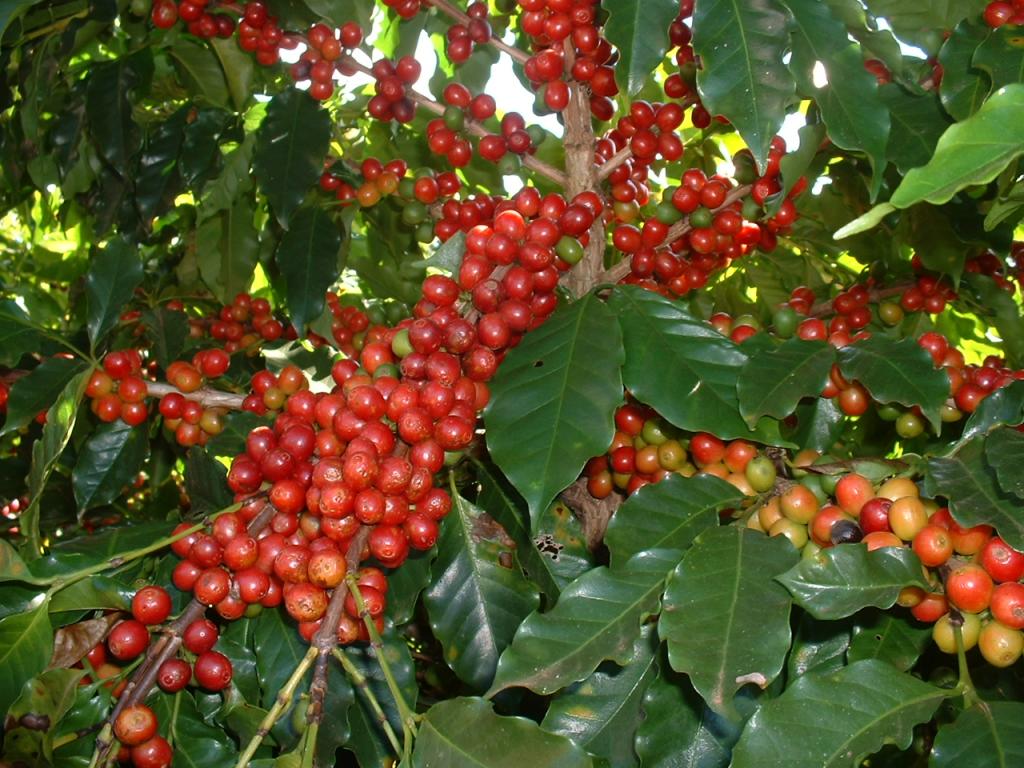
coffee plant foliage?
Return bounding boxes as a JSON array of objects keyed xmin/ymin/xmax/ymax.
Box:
[{"xmin": 1, "ymin": 0, "xmax": 1024, "ymax": 766}]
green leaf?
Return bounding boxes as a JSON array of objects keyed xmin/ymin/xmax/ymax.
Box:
[
  {"xmin": 987, "ymin": 427, "xmax": 1024, "ymax": 498},
  {"xmin": 170, "ymin": 38, "xmax": 231, "ymax": 109},
  {"xmin": 659, "ymin": 527, "xmax": 798, "ymax": 717},
  {"xmin": 200, "ymin": 134, "xmax": 255, "ymax": 216},
  {"xmin": 541, "ymin": 626, "xmax": 658, "ymax": 767},
  {"xmin": 72, "ymin": 420, "xmax": 150, "ymax": 511},
  {"xmin": 413, "ymin": 697, "xmax": 594, "ymax": 768},
  {"xmin": 731, "ymin": 660, "xmax": 946, "ymax": 768},
  {"xmin": 253, "ymin": 608, "xmax": 307, "ymax": 709},
  {"xmin": 961, "ymin": 379, "xmax": 1024, "ymax": 442},
  {"xmin": 0, "ymin": 300, "xmax": 46, "ymax": 367},
  {"xmin": 153, "ymin": 690, "xmax": 239, "ymax": 767},
  {"xmin": 931, "ymin": 702, "xmax": 1024, "ymax": 768},
  {"xmin": 198, "ymin": 199, "xmax": 260, "ymax": 306},
  {"xmin": 184, "ymin": 448, "xmax": 234, "ymax": 517},
  {"xmin": 773, "ymin": 122, "xmax": 826, "ymax": 207},
  {"xmin": 880, "ymin": 84, "xmax": 951, "ymax": 172},
  {"xmin": 787, "ymin": 613, "xmax": 851, "ymax": 680},
  {"xmin": 848, "ymin": 610, "xmax": 932, "ymax": 672},
  {"xmin": 0, "ymin": 599, "xmax": 52, "ymax": 720},
  {"xmin": 738, "ymin": 339, "xmax": 835, "ymax": 427},
  {"xmin": 475, "ymin": 459, "xmax": 563, "ymax": 601},
  {"xmin": 635, "ymin": 658, "xmax": 735, "ymax": 768},
  {"xmin": 892, "ymin": 84, "xmax": 1024, "ymax": 208},
  {"xmin": 30, "ymin": 522, "xmax": 175, "ymax": 579},
  {"xmin": 834, "ymin": 202, "xmax": 895, "ymax": 239},
  {"xmin": 86, "ymin": 60, "xmax": 139, "ymax": 171},
  {"xmin": 275, "ymin": 204, "xmax": 343, "ymax": 335},
  {"xmin": 937, "ymin": 21, "xmax": 991, "ymax": 120},
  {"xmin": 253, "ymin": 89, "xmax": 331, "ymax": 226},
  {"xmin": 383, "ymin": 547, "xmax": 435, "ymax": 625},
  {"xmin": 691, "ymin": 0, "xmax": 795, "ymax": 171},
  {"xmin": 973, "ymin": 24, "xmax": 1024, "ymax": 93},
  {"xmin": 207, "ymin": 411, "xmax": 273, "ymax": 458},
  {"xmin": 485, "ymin": 293, "xmax": 624, "ymax": 524},
  {"xmin": 610, "ymin": 285, "xmax": 786, "ymax": 443},
  {"xmin": 210, "ymin": 37, "xmax": 255, "ymax": 111},
  {"xmin": 776, "ymin": 545, "xmax": 929, "ymax": 620},
  {"xmin": 143, "ymin": 307, "xmax": 189, "ymax": 370},
  {"xmin": 423, "ymin": 491, "xmax": 540, "ymax": 691},
  {"xmin": 926, "ymin": 436, "xmax": 1024, "ymax": 550},
  {"xmin": 837, "ymin": 335, "xmax": 949, "ymax": 430},
  {"xmin": 0, "ymin": 539, "xmax": 35, "ymax": 584},
  {"xmin": 22, "ymin": 372, "xmax": 88, "ymax": 556},
  {"xmin": 3, "ymin": 668, "xmax": 84, "ymax": 764},
  {"xmin": 1, "ymin": 357, "xmax": 87, "ymax": 436},
  {"xmin": 964, "ymin": 273, "xmax": 1024, "ymax": 369},
  {"xmin": 604, "ymin": 473, "xmax": 742, "ymax": 568},
  {"xmin": 488, "ymin": 549, "xmax": 677, "ymax": 697},
  {"xmin": 603, "ymin": 0, "xmax": 677, "ymax": 97},
  {"xmin": 85, "ymin": 237, "xmax": 144, "ymax": 349},
  {"xmin": 416, "ymin": 230, "xmax": 465, "ymax": 273},
  {"xmin": 863, "ymin": 1, "xmax": 988, "ymax": 53},
  {"xmin": 781, "ymin": 0, "xmax": 890, "ymax": 197}
]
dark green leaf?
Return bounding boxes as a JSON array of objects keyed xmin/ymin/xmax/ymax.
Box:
[
  {"xmin": 210, "ymin": 37, "xmax": 255, "ymax": 111},
  {"xmin": 931, "ymin": 702, "xmax": 1024, "ymax": 768},
  {"xmin": 86, "ymin": 61, "xmax": 138, "ymax": 171},
  {"xmin": 961, "ymin": 379, "xmax": 1024, "ymax": 442},
  {"xmin": 837, "ymin": 335, "xmax": 949, "ymax": 430},
  {"xmin": 254, "ymin": 89, "xmax": 332, "ymax": 226},
  {"xmin": 384, "ymin": 547, "xmax": 435, "ymax": 625},
  {"xmin": 863, "ymin": 1, "xmax": 987, "ymax": 53},
  {"xmin": 987, "ymin": 427, "xmax": 1024, "ymax": 498},
  {"xmin": 207, "ymin": 411, "xmax": 273, "ymax": 458},
  {"xmin": 198, "ymin": 199, "xmax": 260, "ymax": 306},
  {"xmin": 184, "ymin": 447, "xmax": 233, "ymax": 516},
  {"xmin": 964, "ymin": 274, "xmax": 1024, "ymax": 369},
  {"xmin": 938, "ymin": 20, "xmax": 991, "ymax": 120},
  {"xmin": 603, "ymin": 0, "xmax": 677, "ymax": 96},
  {"xmin": 48, "ymin": 575, "xmax": 132, "ymax": 613},
  {"xmin": 691, "ymin": 0, "xmax": 795, "ymax": 170},
  {"xmin": 781, "ymin": 0, "xmax": 889, "ymax": 196},
  {"xmin": 475, "ymin": 459, "xmax": 563, "ymax": 601},
  {"xmin": 0, "ymin": 599, "xmax": 51, "ymax": 720},
  {"xmin": 423, "ymin": 491, "xmax": 540, "ymax": 691},
  {"xmin": 413, "ymin": 697, "xmax": 593, "ymax": 768},
  {"xmin": 85, "ymin": 237, "xmax": 144, "ymax": 349},
  {"xmin": 880, "ymin": 84, "xmax": 951, "ymax": 172},
  {"xmin": 22, "ymin": 372, "xmax": 88, "ymax": 555},
  {"xmin": 417, "ymin": 230, "xmax": 465, "ymax": 273},
  {"xmin": 0, "ymin": 300, "xmax": 46, "ymax": 367},
  {"xmin": 926, "ymin": 436, "xmax": 1024, "ymax": 550},
  {"xmin": 200, "ymin": 134, "xmax": 255, "ymax": 216},
  {"xmin": 485, "ymin": 293, "xmax": 624, "ymax": 524},
  {"xmin": 153, "ymin": 690, "xmax": 239, "ymax": 767},
  {"xmin": 275, "ymin": 204, "xmax": 343, "ymax": 334},
  {"xmin": 890, "ymin": 83, "xmax": 1024, "ymax": 207},
  {"xmin": 253, "ymin": 607, "xmax": 307, "ymax": 709},
  {"xmin": 660, "ymin": 527, "xmax": 798, "ymax": 717},
  {"xmin": 788, "ymin": 396, "xmax": 845, "ymax": 453},
  {"xmin": 30, "ymin": 521, "xmax": 175, "ymax": 579},
  {"xmin": 973, "ymin": 24, "xmax": 1024, "ymax": 93},
  {"xmin": 611, "ymin": 285, "xmax": 786, "ymax": 443},
  {"xmin": 776, "ymin": 545, "xmax": 929, "ymax": 620},
  {"xmin": 488, "ymin": 549, "xmax": 677, "ymax": 696},
  {"xmin": 2, "ymin": 668, "xmax": 84, "ymax": 764},
  {"xmin": 787, "ymin": 613, "xmax": 851, "ymax": 680},
  {"xmin": 738, "ymin": 339, "xmax": 835, "ymax": 426},
  {"xmin": 605, "ymin": 473, "xmax": 742, "ymax": 568},
  {"xmin": 1, "ymin": 357, "xmax": 87, "ymax": 436},
  {"xmin": 848, "ymin": 610, "xmax": 932, "ymax": 671},
  {"xmin": 170, "ymin": 38, "xmax": 231, "ymax": 108},
  {"xmin": 72, "ymin": 420, "xmax": 150, "ymax": 510},
  {"xmin": 541, "ymin": 626, "xmax": 658, "ymax": 767},
  {"xmin": 635, "ymin": 658, "xmax": 735, "ymax": 768},
  {"xmin": 731, "ymin": 660, "xmax": 946, "ymax": 767},
  {"xmin": 0, "ymin": 539, "xmax": 35, "ymax": 584},
  {"xmin": 143, "ymin": 307, "xmax": 189, "ymax": 370},
  {"xmin": 135, "ymin": 109, "xmax": 187, "ymax": 223}
]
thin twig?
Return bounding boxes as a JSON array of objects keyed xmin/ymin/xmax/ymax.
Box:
[
  {"xmin": 426, "ymin": 0, "xmax": 530, "ymax": 65},
  {"xmin": 333, "ymin": 647, "xmax": 403, "ymax": 755},
  {"xmin": 147, "ymin": 381, "xmax": 247, "ymax": 410}
]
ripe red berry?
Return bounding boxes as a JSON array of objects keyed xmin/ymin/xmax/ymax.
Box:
[
  {"xmin": 132, "ymin": 586, "xmax": 172, "ymax": 625},
  {"xmin": 193, "ymin": 650, "xmax": 233, "ymax": 691}
]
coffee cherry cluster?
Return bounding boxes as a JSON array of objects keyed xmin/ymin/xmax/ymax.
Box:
[
  {"xmin": 181, "ymin": 292, "xmax": 294, "ymax": 352},
  {"xmin": 587, "ymin": 404, "xmax": 779, "ymax": 499},
  {"xmin": 150, "ymin": 0, "xmax": 236, "ymax": 39},
  {"xmin": 664, "ymin": 1, "xmax": 711, "ymax": 125},
  {"xmin": 86, "ymin": 350, "xmax": 150, "ymax": 426},
  {"xmin": 366, "ymin": 56, "xmax": 421, "ymax": 124},
  {"xmin": 984, "ymin": 0, "xmax": 1024, "ymax": 27},
  {"xmin": 382, "ymin": 0, "xmax": 423, "ymax": 21},
  {"xmin": 445, "ymin": 2, "xmax": 493, "ymax": 64},
  {"xmin": 518, "ymin": 0, "xmax": 618, "ymax": 119},
  {"xmin": 290, "ymin": 21, "xmax": 363, "ymax": 101}
]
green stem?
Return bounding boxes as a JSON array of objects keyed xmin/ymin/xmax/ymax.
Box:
[
  {"xmin": 332, "ymin": 647, "xmax": 403, "ymax": 756},
  {"xmin": 954, "ymin": 622, "xmax": 980, "ymax": 706},
  {"xmin": 299, "ymin": 721, "xmax": 319, "ymax": 768},
  {"xmin": 345, "ymin": 576, "xmax": 419, "ymax": 756},
  {"xmin": 234, "ymin": 647, "xmax": 318, "ymax": 768},
  {"xmin": 40, "ymin": 502, "xmax": 242, "ymax": 594}
]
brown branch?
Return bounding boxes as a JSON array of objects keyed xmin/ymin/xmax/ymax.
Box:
[
  {"xmin": 146, "ymin": 381, "xmax": 247, "ymax": 410},
  {"xmin": 307, "ymin": 526, "xmax": 372, "ymax": 725},
  {"xmin": 340, "ymin": 55, "xmax": 566, "ymax": 187},
  {"xmin": 595, "ymin": 145, "xmax": 632, "ymax": 182},
  {"xmin": 808, "ymin": 284, "xmax": 910, "ymax": 318},
  {"xmin": 425, "ymin": 0, "xmax": 530, "ymax": 65},
  {"xmin": 93, "ymin": 502, "xmax": 275, "ymax": 765}
]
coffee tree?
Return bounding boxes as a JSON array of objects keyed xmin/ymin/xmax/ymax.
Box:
[{"xmin": 2, "ymin": 0, "xmax": 1024, "ymax": 765}]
